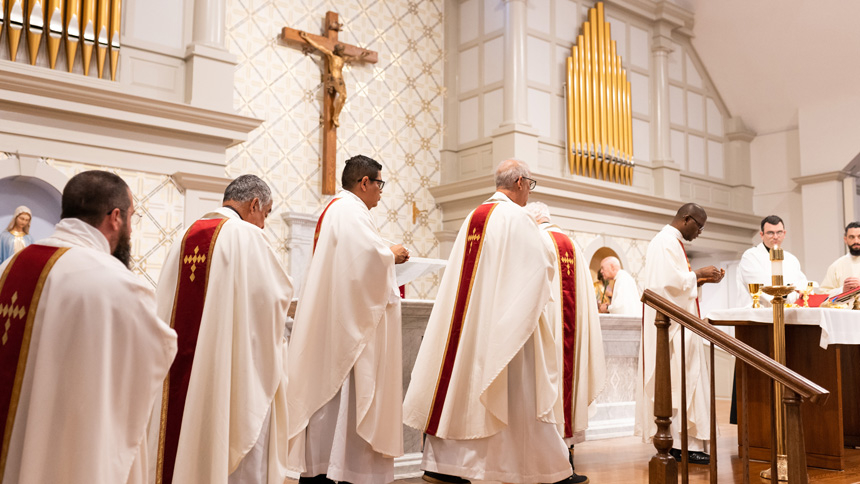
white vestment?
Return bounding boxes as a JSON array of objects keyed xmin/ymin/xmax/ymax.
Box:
[
  {"xmin": 635, "ymin": 225, "xmax": 711, "ymax": 451},
  {"xmin": 821, "ymin": 253, "xmax": 860, "ymax": 295},
  {"xmin": 609, "ymin": 269, "xmax": 642, "ymax": 316},
  {"xmin": 0, "ymin": 219, "xmax": 177, "ymax": 484},
  {"xmin": 403, "ymin": 192, "xmax": 570, "ymax": 483},
  {"xmin": 538, "ymin": 223, "xmax": 606, "ymax": 444},
  {"xmin": 152, "ymin": 207, "xmax": 293, "ymax": 484},
  {"xmin": 287, "ymin": 190, "xmax": 402, "ymax": 484},
  {"xmin": 734, "ymin": 243, "xmax": 806, "ymax": 308}
]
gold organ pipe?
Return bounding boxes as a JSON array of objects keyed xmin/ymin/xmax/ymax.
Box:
[
  {"xmin": 597, "ymin": 3, "xmax": 608, "ymax": 181},
  {"xmin": 109, "ymin": 0, "xmax": 120, "ymax": 80},
  {"xmin": 81, "ymin": 0, "xmax": 95, "ymax": 75},
  {"xmin": 566, "ymin": 56, "xmax": 575, "ymax": 176},
  {"xmin": 626, "ymin": 76, "xmax": 633, "ymax": 184},
  {"xmin": 65, "ymin": 0, "xmax": 81, "ymax": 72},
  {"xmin": 590, "ymin": 8, "xmax": 603, "ymax": 180},
  {"xmin": 45, "ymin": 0, "xmax": 63, "ymax": 69},
  {"xmin": 606, "ymin": 25, "xmax": 616, "ymax": 183},
  {"xmin": 26, "ymin": 0, "xmax": 44, "ymax": 65},
  {"xmin": 577, "ymin": 39, "xmax": 587, "ymax": 175},
  {"xmin": 572, "ymin": 48, "xmax": 582, "ymax": 175},
  {"xmin": 95, "ymin": 0, "xmax": 108, "ymax": 77},
  {"xmin": 8, "ymin": 0, "xmax": 24, "ymax": 62},
  {"xmin": 582, "ymin": 25, "xmax": 594, "ymax": 179}
]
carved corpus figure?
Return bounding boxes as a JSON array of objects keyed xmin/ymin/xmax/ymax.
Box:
[{"xmin": 299, "ymin": 31, "xmax": 368, "ymax": 128}]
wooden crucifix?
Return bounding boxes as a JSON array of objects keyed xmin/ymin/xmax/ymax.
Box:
[{"xmin": 281, "ymin": 12, "xmax": 378, "ymax": 195}]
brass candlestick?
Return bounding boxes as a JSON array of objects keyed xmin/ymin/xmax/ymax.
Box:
[
  {"xmin": 802, "ymin": 282, "xmax": 814, "ymax": 308},
  {"xmin": 748, "ymin": 283, "xmax": 764, "ymax": 308}
]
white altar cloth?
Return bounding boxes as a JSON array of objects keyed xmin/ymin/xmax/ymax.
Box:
[{"xmin": 706, "ymin": 307, "xmax": 860, "ymax": 349}]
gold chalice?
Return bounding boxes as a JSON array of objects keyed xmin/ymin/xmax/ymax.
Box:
[
  {"xmin": 748, "ymin": 283, "xmax": 763, "ymax": 308},
  {"xmin": 802, "ymin": 282, "xmax": 814, "ymax": 307}
]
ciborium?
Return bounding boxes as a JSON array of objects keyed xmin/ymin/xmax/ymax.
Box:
[{"xmin": 748, "ymin": 283, "xmax": 764, "ymax": 308}]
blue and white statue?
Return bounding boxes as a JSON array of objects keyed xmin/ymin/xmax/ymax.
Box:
[{"xmin": 0, "ymin": 206, "xmax": 34, "ymax": 263}]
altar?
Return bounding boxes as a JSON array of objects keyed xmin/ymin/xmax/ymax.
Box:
[{"xmin": 707, "ymin": 307, "xmax": 860, "ymax": 470}]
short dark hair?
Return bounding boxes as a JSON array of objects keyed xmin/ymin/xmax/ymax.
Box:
[
  {"xmin": 224, "ymin": 174, "xmax": 272, "ymax": 206},
  {"xmin": 760, "ymin": 215, "xmax": 784, "ymax": 231},
  {"xmin": 61, "ymin": 170, "xmax": 130, "ymax": 227},
  {"xmin": 341, "ymin": 155, "xmax": 382, "ymax": 190},
  {"xmin": 845, "ymin": 222, "xmax": 860, "ymax": 235}
]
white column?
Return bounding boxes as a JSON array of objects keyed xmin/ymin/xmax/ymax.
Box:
[
  {"xmin": 501, "ymin": 0, "xmax": 528, "ymax": 127},
  {"xmin": 184, "ymin": 0, "xmax": 237, "ymax": 110},
  {"xmin": 649, "ymin": 24, "xmax": 680, "ymax": 200},
  {"xmin": 192, "ymin": 0, "xmax": 226, "ymax": 47}
]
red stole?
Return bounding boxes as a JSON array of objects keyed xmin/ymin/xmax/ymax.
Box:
[
  {"xmin": 548, "ymin": 230, "xmax": 577, "ymax": 439},
  {"xmin": 157, "ymin": 217, "xmax": 228, "ymax": 484},
  {"xmin": 0, "ymin": 245, "xmax": 69, "ymax": 477},
  {"xmin": 313, "ymin": 198, "xmax": 341, "ymax": 255},
  {"xmin": 425, "ymin": 202, "xmax": 497, "ymax": 436}
]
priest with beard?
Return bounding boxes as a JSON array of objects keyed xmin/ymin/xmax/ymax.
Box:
[
  {"xmin": 403, "ymin": 159, "xmax": 579, "ymax": 484},
  {"xmin": 821, "ymin": 221, "xmax": 860, "ymax": 295},
  {"xmin": 287, "ymin": 154, "xmax": 408, "ymax": 484},
  {"xmin": 152, "ymin": 174, "xmax": 293, "ymax": 484},
  {"xmin": 0, "ymin": 170, "xmax": 177, "ymax": 484}
]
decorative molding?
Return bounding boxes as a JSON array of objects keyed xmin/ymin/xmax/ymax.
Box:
[
  {"xmin": 172, "ymin": 172, "xmax": 232, "ymax": 193},
  {"xmin": 791, "ymin": 170, "xmax": 849, "ymax": 187}
]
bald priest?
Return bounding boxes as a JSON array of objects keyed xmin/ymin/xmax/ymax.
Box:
[{"xmin": 152, "ymin": 175, "xmax": 293, "ymax": 484}]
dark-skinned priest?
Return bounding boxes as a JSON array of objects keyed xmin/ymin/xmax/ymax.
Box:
[
  {"xmin": 404, "ymin": 159, "xmax": 581, "ymax": 484},
  {"xmin": 0, "ymin": 171, "xmax": 177, "ymax": 484},
  {"xmin": 288, "ymin": 155, "xmax": 409, "ymax": 484},
  {"xmin": 151, "ymin": 174, "xmax": 293, "ymax": 484},
  {"xmin": 635, "ymin": 203, "xmax": 724, "ymax": 465}
]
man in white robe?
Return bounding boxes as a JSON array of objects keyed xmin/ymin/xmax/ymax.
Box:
[
  {"xmin": 287, "ymin": 155, "xmax": 408, "ymax": 484},
  {"xmin": 598, "ymin": 256, "xmax": 641, "ymax": 316},
  {"xmin": 820, "ymin": 221, "xmax": 860, "ymax": 295},
  {"xmin": 152, "ymin": 175, "xmax": 293, "ymax": 484},
  {"xmin": 635, "ymin": 203, "xmax": 724, "ymax": 465},
  {"xmin": 404, "ymin": 160, "xmax": 579, "ymax": 484},
  {"xmin": 0, "ymin": 170, "xmax": 177, "ymax": 484},
  {"xmin": 734, "ymin": 215, "xmax": 807, "ymax": 308},
  {"xmin": 526, "ymin": 201, "xmax": 606, "ymax": 479}
]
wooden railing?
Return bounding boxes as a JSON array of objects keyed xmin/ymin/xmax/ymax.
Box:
[{"xmin": 642, "ymin": 289, "xmax": 829, "ymax": 484}]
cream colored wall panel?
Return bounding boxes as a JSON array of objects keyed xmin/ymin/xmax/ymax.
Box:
[
  {"xmin": 606, "ymin": 15, "xmax": 627, "ymax": 60},
  {"xmin": 483, "ymin": 88, "xmax": 503, "ymax": 138},
  {"xmin": 459, "ymin": 96, "xmax": 480, "ymax": 143},
  {"xmin": 460, "ymin": 0, "xmax": 480, "ymax": 44},
  {"xmin": 685, "ymin": 54, "xmax": 703, "ymax": 88},
  {"xmin": 484, "ymin": 0, "xmax": 504, "ymax": 33},
  {"xmin": 483, "ymin": 36, "xmax": 504, "ymax": 85},
  {"xmin": 124, "ymin": 48, "xmax": 185, "ymax": 100},
  {"xmin": 669, "ymin": 85, "xmax": 685, "ymax": 125},
  {"xmin": 668, "ymin": 42, "xmax": 684, "ymax": 82},
  {"xmin": 459, "ymin": 46, "xmax": 480, "ymax": 92},
  {"xmin": 632, "ymin": 118, "xmax": 649, "ymax": 161},
  {"xmin": 556, "ymin": 0, "xmax": 580, "ymax": 44},
  {"xmin": 707, "ymin": 98, "xmax": 723, "ymax": 137},
  {"xmin": 125, "ymin": 0, "xmax": 186, "ymax": 50},
  {"xmin": 630, "ymin": 71, "xmax": 649, "ymax": 116},
  {"xmin": 688, "ymin": 134, "xmax": 705, "ymax": 174},
  {"xmin": 552, "ymin": 93, "xmax": 565, "ymax": 142},
  {"xmin": 528, "ymin": 88, "xmax": 552, "ymax": 138},
  {"xmin": 461, "ymin": 151, "xmax": 480, "ymax": 176},
  {"xmin": 693, "ymin": 182, "xmax": 710, "ymax": 201},
  {"xmin": 713, "ymin": 187, "xmax": 730, "ymax": 207},
  {"xmin": 687, "ymin": 91, "xmax": 704, "ymax": 131},
  {"xmin": 629, "ymin": 25, "xmax": 649, "ymax": 71},
  {"xmin": 671, "ymin": 128, "xmax": 686, "ymax": 169},
  {"xmin": 527, "ymin": 0, "xmax": 551, "ymax": 33},
  {"xmin": 527, "ymin": 35, "xmax": 551, "ymax": 85},
  {"xmin": 555, "ymin": 44, "xmax": 569, "ymax": 94},
  {"xmin": 708, "ymin": 140, "xmax": 725, "ymax": 179},
  {"xmin": 680, "ymin": 179, "xmax": 692, "ymax": 199}
]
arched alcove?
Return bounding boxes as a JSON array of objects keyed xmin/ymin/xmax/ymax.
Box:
[{"xmin": 0, "ymin": 155, "xmax": 67, "ymax": 241}]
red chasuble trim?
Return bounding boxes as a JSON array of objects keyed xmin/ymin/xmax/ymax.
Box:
[
  {"xmin": 548, "ymin": 231, "xmax": 578, "ymax": 439},
  {"xmin": 156, "ymin": 217, "xmax": 228, "ymax": 484},
  {"xmin": 313, "ymin": 198, "xmax": 341, "ymax": 255},
  {"xmin": 425, "ymin": 202, "xmax": 498, "ymax": 436},
  {"xmin": 0, "ymin": 245, "xmax": 69, "ymax": 478}
]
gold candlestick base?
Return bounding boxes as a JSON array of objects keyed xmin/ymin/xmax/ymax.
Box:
[{"xmin": 760, "ymin": 454, "xmax": 788, "ymax": 481}]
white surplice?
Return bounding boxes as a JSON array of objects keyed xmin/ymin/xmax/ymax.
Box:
[
  {"xmin": 153, "ymin": 207, "xmax": 293, "ymax": 484},
  {"xmin": 734, "ymin": 243, "xmax": 807, "ymax": 308},
  {"xmin": 538, "ymin": 223, "xmax": 606, "ymax": 444},
  {"xmin": 635, "ymin": 225, "xmax": 711, "ymax": 451},
  {"xmin": 0, "ymin": 219, "xmax": 177, "ymax": 484},
  {"xmin": 821, "ymin": 253, "xmax": 860, "ymax": 295},
  {"xmin": 403, "ymin": 192, "xmax": 570, "ymax": 483},
  {"xmin": 609, "ymin": 269, "xmax": 642, "ymax": 316},
  {"xmin": 287, "ymin": 190, "xmax": 402, "ymax": 484}
]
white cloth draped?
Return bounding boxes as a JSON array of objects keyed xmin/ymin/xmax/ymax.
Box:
[
  {"xmin": 153, "ymin": 207, "xmax": 293, "ymax": 484},
  {"xmin": 0, "ymin": 219, "xmax": 177, "ymax": 484},
  {"xmin": 735, "ymin": 243, "xmax": 806, "ymax": 308},
  {"xmin": 635, "ymin": 225, "xmax": 711, "ymax": 450},
  {"xmin": 609, "ymin": 269, "xmax": 641, "ymax": 316},
  {"xmin": 821, "ymin": 253, "xmax": 860, "ymax": 295},
  {"xmin": 287, "ymin": 190, "xmax": 403, "ymax": 482}
]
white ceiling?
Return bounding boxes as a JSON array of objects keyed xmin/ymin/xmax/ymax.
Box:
[{"xmin": 681, "ymin": 0, "xmax": 860, "ymax": 135}]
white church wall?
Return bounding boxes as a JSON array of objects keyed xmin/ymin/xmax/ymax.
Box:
[
  {"xmin": 224, "ymin": 0, "xmax": 446, "ymax": 299},
  {"xmin": 750, "ymin": 128, "xmax": 804, "ymax": 252}
]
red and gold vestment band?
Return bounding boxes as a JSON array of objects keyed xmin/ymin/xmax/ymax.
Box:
[
  {"xmin": 548, "ymin": 231, "xmax": 578, "ymax": 439},
  {"xmin": 157, "ymin": 217, "xmax": 228, "ymax": 484},
  {"xmin": 313, "ymin": 198, "xmax": 341, "ymax": 254},
  {"xmin": 0, "ymin": 245, "xmax": 69, "ymax": 479},
  {"xmin": 425, "ymin": 202, "xmax": 497, "ymax": 436}
]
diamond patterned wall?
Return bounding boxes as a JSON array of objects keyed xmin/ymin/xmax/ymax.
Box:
[{"xmin": 225, "ymin": 0, "xmax": 445, "ymax": 298}]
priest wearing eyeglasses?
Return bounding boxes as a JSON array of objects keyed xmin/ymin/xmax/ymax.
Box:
[{"xmin": 734, "ymin": 215, "xmax": 807, "ymax": 308}]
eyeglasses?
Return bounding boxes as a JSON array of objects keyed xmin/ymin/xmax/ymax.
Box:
[
  {"xmin": 108, "ymin": 208, "xmax": 143, "ymax": 225},
  {"xmin": 763, "ymin": 230, "xmax": 785, "ymax": 237},
  {"xmin": 359, "ymin": 177, "xmax": 386, "ymax": 189},
  {"xmin": 521, "ymin": 176, "xmax": 537, "ymax": 191},
  {"xmin": 688, "ymin": 215, "xmax": 705, "ymax": 233}
]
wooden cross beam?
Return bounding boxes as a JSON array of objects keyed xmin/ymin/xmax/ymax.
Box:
[{"xmin": 281, "ymin": 12, "xmax": 378, "ymax": 195}]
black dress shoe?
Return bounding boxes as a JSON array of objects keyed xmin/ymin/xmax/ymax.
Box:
[
  {"xmin": 548, "ymin": 474, "xmax": 589, "ymax": 484},
  {"xmin": 298, "ymin": 475, "xmax": 336, "ymax": 484},
  {"xmin": 670, "ymin": 448, "xmax": 710, "ymax": 465},
  {"xmin": 422, "ymin": 471, "xmax": 471, "ymax": 484}
]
